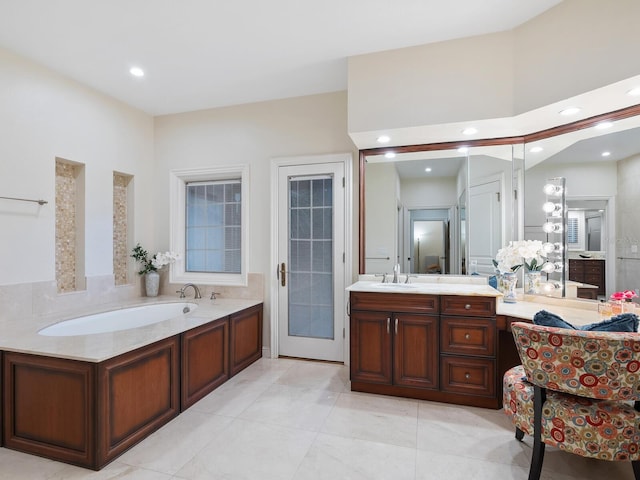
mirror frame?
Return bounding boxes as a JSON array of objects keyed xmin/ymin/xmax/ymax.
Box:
[{"xmin": 358, "ymin": 103, "xmax": 640, "ymax": 274}]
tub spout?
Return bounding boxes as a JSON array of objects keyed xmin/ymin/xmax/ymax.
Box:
[{"xmin": 177, "ymin": 283, "xmax": 202, "ymax": 299}]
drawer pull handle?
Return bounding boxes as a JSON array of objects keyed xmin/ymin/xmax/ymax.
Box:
[
  {"xmin": 465, "ymin": 372, "xmax": 471, "ymax": 379},
  {"xmin": 395, "ymin": 318, "xmax": 398, "ymax": 335},
  {"xmin": 464, "ymin": 304, "xmax": 471, "ymax": 310},
  {"xmin": 464, "ymin": 333, "xmax": 471, "ymax": 340},
  {"xmin": 387, "ymin": 318, "xmax": 390, "ymax": 334}
]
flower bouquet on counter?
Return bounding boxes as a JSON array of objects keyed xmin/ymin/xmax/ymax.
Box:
[
  {"xmin": 608, "ymin": 290, "xmax": 638, "ymax": 315},
  {"xmin": 131, "ymin": 243, "xmax": 180, "ymax": 275}
]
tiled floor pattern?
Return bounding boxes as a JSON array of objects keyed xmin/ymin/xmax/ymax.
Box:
[{"xmin": 0, "ymin": 357, "xmax": 635, "ymax": 479}]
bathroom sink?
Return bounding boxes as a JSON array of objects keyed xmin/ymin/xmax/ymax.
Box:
[{"xmin": 370, "ymin": 283, "xmax": 418, "ymax": 289}]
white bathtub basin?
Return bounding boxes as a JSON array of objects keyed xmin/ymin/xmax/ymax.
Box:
[{"xmin": 39, "ymin": 302, "xmax": 198, "ymax": 336}]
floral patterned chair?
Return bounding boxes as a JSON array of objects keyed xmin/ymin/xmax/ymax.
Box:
[{"xmin": 503, "ymin": 322, "xmax": 640, "ymax": 480}]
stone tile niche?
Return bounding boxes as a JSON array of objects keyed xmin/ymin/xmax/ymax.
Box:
[{"xmin": 55, "ymin": 158, "xmax": 85, "ymax": 293}]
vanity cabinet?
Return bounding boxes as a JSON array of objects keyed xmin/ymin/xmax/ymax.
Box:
[
  {"xmin": 350, "ymin": 292, "xmax": 439, "ymax": 389},
  {"xmin": 349, "ymin": 291, "xmax": 499, "ymax": 408},
  {"xmin": 440, "ymin": 296, "xmax": 496, "ymax": 398},
  {"xmin": 569, "ymin": 259, "xmax": 605, "ymax": 298}
]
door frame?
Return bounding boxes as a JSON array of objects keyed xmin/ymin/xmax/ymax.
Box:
[{"xmin": 269, "ymin": 153, "xmax": 353, "ymax": 362}]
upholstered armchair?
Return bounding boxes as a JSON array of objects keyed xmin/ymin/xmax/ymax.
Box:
[{"xmin": 503, "ymin": 321, "xmax": 640, "ymax": 480}]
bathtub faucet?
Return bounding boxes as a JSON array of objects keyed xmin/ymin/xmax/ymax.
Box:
[{"xmin": 177, "ymin": 283, "xmax": 202, "ymax": 299}]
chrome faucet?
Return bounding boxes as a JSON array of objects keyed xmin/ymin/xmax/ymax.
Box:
[
  {"xmin": 392, "ymin": 264, "xmax": 400, "ymax": 283},
  {"xmin": 177, "ymin": 283, "xmax": 201, "ymax": 299}
]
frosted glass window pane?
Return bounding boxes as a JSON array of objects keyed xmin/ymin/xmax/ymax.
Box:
[
  {"xmin": 186, "ymin": 179, "xmax": 241, "ymax": 273},
  {"xmin": 288, "ymin": 176, "xmax": 334, "ymax": 340}
]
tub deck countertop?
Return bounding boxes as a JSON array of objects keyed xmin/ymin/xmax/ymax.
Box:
[{"xmin": 0, "ymin": 296, "xmax": 262, "ymax": 362}]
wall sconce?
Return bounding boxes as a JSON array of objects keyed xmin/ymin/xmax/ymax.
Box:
[
  {"xmin": 542, "ymin": 183, "xmax": 564, "ymax": 196},
  {"xmin": 542, "ymin": 222, "xmax": 563, "ymax": 233},
  {"xmin": 541, "ymin": 177, "xmax": 567, "ymax": 297},
  {"xmin": 542, "ymin": 201, "xmax": 563, "ymax": 216}
]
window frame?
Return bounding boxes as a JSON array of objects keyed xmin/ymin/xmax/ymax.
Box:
[{"xmin": 169, "ymin": 165, "xmax": 249, "ymax": 286}]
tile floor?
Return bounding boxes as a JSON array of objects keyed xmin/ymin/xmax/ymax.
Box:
[{"xmin": 0, "ymin": 357, "xmax": 635, "ymax": 479}]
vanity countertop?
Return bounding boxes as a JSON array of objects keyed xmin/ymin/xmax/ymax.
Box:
[
  {"xmin": 497, "ymin": 297, "xmax": 603, "ymax": 327},
  {"xmin": 0, "ymin": 296, "xmax": 262, "ymax": 362},
  {"xmin": 347, "ymin": 280, "xmax": 501, "ymax": 297}
]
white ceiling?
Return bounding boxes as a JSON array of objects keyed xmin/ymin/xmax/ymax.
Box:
[{"xmin": 0, "ymin": 0, "xmax": 561, "ymax": 115}]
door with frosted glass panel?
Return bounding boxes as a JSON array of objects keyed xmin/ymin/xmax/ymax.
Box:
[{"xmin": 277, "ymin": 163, "xmax": 344, "ymax": 361}]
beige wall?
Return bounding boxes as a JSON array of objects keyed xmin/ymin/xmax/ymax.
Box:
[
  {"xmin": 348, "ymin": 30, "xmax": 515, "ymax": 134},
  {"xmin": 0, "ymin": 46, "xmax": 154, "ymax": 288},
  {"xmin": 348, "ymin": 0, "xmax": 640, "ymax": 135},
  {"xmin": 153, "ymin": 92, "xmax": 357, "ymax": 347}
]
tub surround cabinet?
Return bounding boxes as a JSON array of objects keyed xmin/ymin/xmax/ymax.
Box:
[
  {"xmin": 350, "ymin": 291, "xmax": 499, "ymax": 408},
  {"xmin": 2, "ymin": 303, "xmax": 262, "ymax": 470}
]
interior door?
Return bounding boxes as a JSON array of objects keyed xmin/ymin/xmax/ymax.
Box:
[
  {"xmin": 276, "ymin": 162, "xmax": 345, "ymax": 361},
  {"xmin": 468, "ymin": 179, "xmax": 502, "ymax": 275}
]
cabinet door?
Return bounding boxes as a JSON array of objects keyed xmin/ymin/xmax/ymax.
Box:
[
  {"xmin": 350, "ymin": 310, "xmax": 392, "ymax": 384},
  {"xmin": 181, "ymin": 317, "xmax": 229, "ymax": 410},
  {"xmin": 393, "ymin": 314, "xmax": 438, "ymax": 389},
  {"xmin": 230, "ymin": 304, "xmax": 263, "ymax": 377}
]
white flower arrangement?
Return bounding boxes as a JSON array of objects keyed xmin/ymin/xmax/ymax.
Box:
[
  {"xmin": 494, "ymin": 240, "xmax": 547, "ymax": 274},
  {"xmin": 131, "ymin": 243, "xmax": 180, "ymax": 275}
]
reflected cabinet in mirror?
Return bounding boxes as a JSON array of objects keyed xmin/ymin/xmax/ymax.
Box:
[{"xmin": 359, "ymin": 104, "xmax": 640, "ymax": 299}]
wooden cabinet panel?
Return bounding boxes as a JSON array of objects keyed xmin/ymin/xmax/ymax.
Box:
[
  {"xmin": 3, "ymin": 352, "xmax": 96, "ymax": 468},
  {"xmin": 98, "ymin": 336, "xmax": 179, "ymax": 466},
  {"xmin": 440, "ymin": 295, "xmax": 495, "ymax": 317},
  {"xmin": 393, "ymin": 314, "xmax": 438, "ymax": 389},
  {"xmin": 350, "ymin": 310, "xmax": 393, "ymax": 384},
  {"xmin": 181, "ymin": 317, "xmax": 229, "ymax": 410},
  {"xmin": 230, "ymin": 304, "xmax": 263, "ymax": 376},
  {"xmin": 568, "ymin": 259, "xmax": 605, "ymax": 296},
  {"xmin": 440, "ymin": 317, "xmax": 496, "ymax": 356},
  {"xmin": 1, "ymin": 304, "xmax": 263, "ymax": 470},
  {"xmin": 440, "ymin": 356, "xmax": 495, "ymax": 397},
  {"xmin": 350, "ymin": 291, "xmax": 438, "ymax": 314}
]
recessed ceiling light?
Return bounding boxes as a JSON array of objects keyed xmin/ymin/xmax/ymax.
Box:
[
  {"xmin": 385, "ymin": 152, "xmax": 396, "ymax": 159},
  {"xmin": 457, "ymin": 147, "xmax": 469, "ymax": 153},
  {"xmin": 129, "ymin": 66, "xmax": 145, "ymax": 77},
  {"xmin": 377, "ymin": 135, "xmax": 390, "ymax": 144},
  {"xmin": 529, "ymin": 146, "xmax": 543, "ymax": 153},
  {"xmin": 425, "ymin": 167, "xmax": 432, "ymax": 172},
  {"xmin": 602, "ymin": 151, "xmax": 611, "ymax": 157},
  {"xmin": 559, "ymin": 107, "xmax": 581, "ymax": 116},
  {"xmin": 627, "ymin": 87, "xmax": 640, "ymax": 96},
  {"xmin": 595, "ymin": 121, "xmax": 613, "ymax": 130},
  {"xmin": 462, "ymin": 127, "xmax": 478, "ymax": 135}
]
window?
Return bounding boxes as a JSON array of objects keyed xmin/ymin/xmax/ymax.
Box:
[
  {"xmin": 185, "ymin": 180, "xmax": 241, "ymax": 273},
  {"xmin": 170, "ymin": 165, "xmax": 249, "ymax": 286}
]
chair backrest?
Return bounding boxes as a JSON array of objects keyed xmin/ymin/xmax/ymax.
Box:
[{"xmin": 511, "ymin": 322, "xmax": 640, "ymax": 401}]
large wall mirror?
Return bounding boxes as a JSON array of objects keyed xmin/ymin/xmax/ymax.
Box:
[
  {"xmin": 359, "ymin": 104, "xmax": 640, "ymax": 299},
  {"xmin": 360, "ymin": 140, "xmax": 524, "ymax": 277}
]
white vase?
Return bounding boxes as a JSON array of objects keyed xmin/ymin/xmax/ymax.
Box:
[
  {"xmin": 524, "ymin": 270, "xmax": 542, "ymax": 295},
  {"xmin": 145, "ymin": 271, "xmax": 160, "ymax": 297}
]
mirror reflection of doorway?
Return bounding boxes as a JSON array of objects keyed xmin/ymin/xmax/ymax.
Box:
[{"xmin": 408, "ymin": 209, "xmax": 451, "ymax": 274}]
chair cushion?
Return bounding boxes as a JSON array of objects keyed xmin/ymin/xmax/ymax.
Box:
[
  {"xmin": 533, "ymin": 310, "xmax": 639, "ymax": 332},
  {"xmin": 503, "ymin": 365, "xmax": 640, "ymax": 461}
]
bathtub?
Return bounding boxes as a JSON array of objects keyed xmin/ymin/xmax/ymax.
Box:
[{"xmin": 39, "ymin": 302, "xmax": 198, "ymax": 336}]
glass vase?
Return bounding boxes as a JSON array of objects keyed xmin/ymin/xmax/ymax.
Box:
[
  {"xmin": 524, "ymin": 270, "xmax": 542, "ymax": 295},
  {"xmin": 500, "ymin": 272, "xmax": 518, "ymax": 303}
]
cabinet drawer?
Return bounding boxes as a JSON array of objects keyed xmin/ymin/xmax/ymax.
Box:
[
  {"xmin": 440, "ymin": 317, "xmax": 495, "ymax": 356},
  {"xmin": 440, "ymin": 356, "xmax": 495, "ymax": 397},
  {"xmin": 440, "ymin": 296, "xmax": 495, "ymax": 317},
  {"xmin": 350, "ymin": 292, "xmax": 438, "ymax": 314}
]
